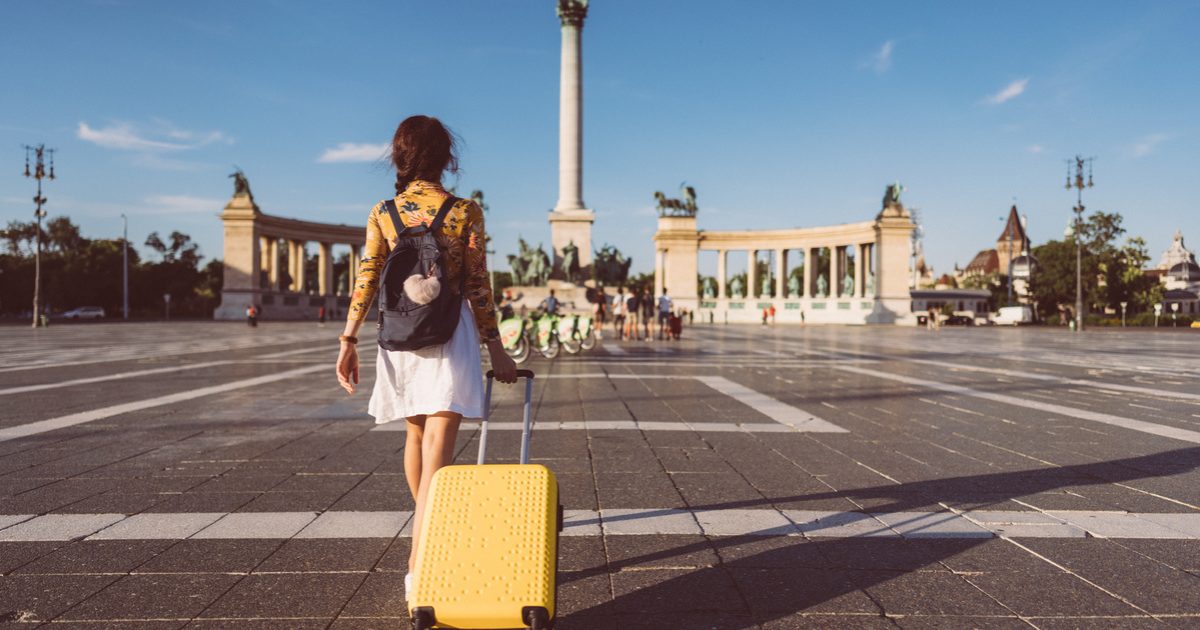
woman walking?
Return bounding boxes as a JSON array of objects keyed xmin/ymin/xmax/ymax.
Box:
[{"xmin": 334, "ymin": 115, "xmax": 517, "ymax": 601}]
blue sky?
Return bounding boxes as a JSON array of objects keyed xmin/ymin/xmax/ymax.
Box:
[{"xmin": 2, "ymin": 0, "xmax": 1197, "ymax": 278}]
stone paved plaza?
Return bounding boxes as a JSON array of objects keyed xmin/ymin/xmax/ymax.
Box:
[{"xmin": 1, "ymin": 321, "xmax": 1199, "ymax": 629}]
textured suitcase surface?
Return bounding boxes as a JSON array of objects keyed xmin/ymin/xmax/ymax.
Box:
[{"xmin": 411, "ymin": 463, "xmax": 559, "ymax": 628}]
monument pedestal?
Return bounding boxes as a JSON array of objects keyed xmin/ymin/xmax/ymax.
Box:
[{"xmin": 548, "ymin": 208, "xmax": 594, "ymax": 268}]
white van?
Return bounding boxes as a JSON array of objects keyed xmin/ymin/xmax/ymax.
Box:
[{"xmin": 993, "ymin": 305, "xmax": 1033, "ymax": 326}]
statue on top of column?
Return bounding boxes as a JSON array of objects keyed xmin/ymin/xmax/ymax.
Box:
[
  {"xmin": 229, "ymin": 168, "xmax": 253, "ymax": 199},
  {"xmin": 557, "ymin": 0, "xmax": 588, "ymax": 26},
  {"xmin": 882, "ymin": 181, "xmax": 902, "ymax": 209},
  {"xmin": 654, "ymin": 183, "xmax": 698, "ymax": 218}
]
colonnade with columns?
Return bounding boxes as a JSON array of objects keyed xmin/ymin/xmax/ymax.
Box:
[
  {"xmin": 653, "ymin": 205, "xmax": 916, "ymax": 325},
  {"xmin": 214, "ymin": 191, "xmax": 367, "ymax": 320}
]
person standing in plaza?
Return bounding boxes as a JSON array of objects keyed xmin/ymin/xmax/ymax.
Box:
[
  {"xmin": 656, "ymin": 287, "xmax": 672, "ymax": 340},
  {"xmin": 612, "ymin": 286, "xmax": 625, "ymax": 340},
  {"xmin": 641, "ymin": 286, "xmax": 654, "ymax": 341},
  {"xmin": 334, "ymin": 115, "xmax": 517, "ymax": 601},
  {"xmin": 624, "ymin": 286, "xmax": 640, "ymax": 341}
]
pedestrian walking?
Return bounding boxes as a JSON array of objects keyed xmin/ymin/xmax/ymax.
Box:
[
  {"xmin": 246, "ymin": 304, "xmax": 257, "ymax": 327},
  {"xmin": 769, "ymin": 304, "xmax": 776, "ymax": 324},
  {"xmin": 318, "ymin": 305, "xmax": 326, "ymax": 326},
  {"xmin": 762, "ymin": 308, "xmax": 768, "ymax": 325},
  {"xmin": 656, "ymin": 287, "xmax": 673, "ymax": 340},
  {"xmin": 612, "ymin": 286, "xmax": 625, "ymax": 340},
  {"xmin": 624, "ymin": 287, "xmax": 640, "ymax": 340},
  {"xmin": 334, "ymin": 115, "xmax": 517, "ymax": 603},
  {"xmin": 640, "ymin": 286, "xmax": 654, "ymax": 341}
]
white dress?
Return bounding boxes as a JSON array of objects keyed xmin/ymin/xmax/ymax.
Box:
[{"xmin": 368, "ymin": 300, "xmax": 485, "ymax": 423}]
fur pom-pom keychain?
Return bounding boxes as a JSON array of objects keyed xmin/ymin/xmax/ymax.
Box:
[{"xmin": 403, "ymin": 264, "xmax": 441, "ymax": 304}]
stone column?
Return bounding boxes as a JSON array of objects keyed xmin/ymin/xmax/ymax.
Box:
[
  {"xmin": 830, "ymin": 246, "xmax": 840, "ymax": 298},
  {"xmin": 775, "ymin": 249, "xmax": 786, "ymax": 298},
  {"xmin": 259, "ymin": 236, "xmax": 271, "ymax": 289},
  {"xmin": 213, "ymin": 192, "xmax": 261, "ymax": 320},
  {"xmin": 318, "ymin": 243, "xmax": 333, "ymax": 296},
  {"xmin": 548, "ymin": 0, "xmax": 594, "ymax": 268},
  {"xmin": 746, "ymin": 250, "xmax": 757, "ymax": 299},
  {"xmin": 717, "ymin": 250, "xmax": 727, "ymax": 299},
  {"xmin": 871, "ymin": 206, "xmax": 918, "ymax": 323},
  {"xmin": 654, "ymin": 249, "xmax": 665, "ymax": 297},
  {"xmin": 268, "ymin": 238, "xmax": 280, "ymax": 291},
  {"xmin": 803, "ymin": 247, "xmax": 813, "ymax": 298},
  {"xmin": 350, "ymin": 244, "xmax": 361, "ymax": 287},
  {"xmin": 294, "ymin": 241, "xmax": 307, "ymax": 294},
  {"xmin": 856, "ymin": 244, "xmax": 867, "ymax": 298}
]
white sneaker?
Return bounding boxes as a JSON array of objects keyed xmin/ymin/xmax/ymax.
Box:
[{"xmin": 404, "ymin": 573, "xmax": 413, "ymax": 602}]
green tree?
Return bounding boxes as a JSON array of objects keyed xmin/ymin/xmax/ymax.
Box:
[{"xmin": 1029, "ymin": 210, "xmax": 1129, "ymax": 319}]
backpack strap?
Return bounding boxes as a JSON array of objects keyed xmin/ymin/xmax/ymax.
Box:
[
  {"xmin": 382, "ymin": 199, "xmax": 405, "ymax": 238},
  {"xmin": 429, "ymin": 196, "xmax": 459, "ymax": 232}
]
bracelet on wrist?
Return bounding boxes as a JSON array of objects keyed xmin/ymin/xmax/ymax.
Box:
[{"xmin": 339, "ymin": 335, "xmax": 358, "ymax": 345}]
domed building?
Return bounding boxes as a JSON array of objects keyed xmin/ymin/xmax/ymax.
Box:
[{"xmin": 1157, "ymin": 230, "xmax": 1199, "ymax": 315}]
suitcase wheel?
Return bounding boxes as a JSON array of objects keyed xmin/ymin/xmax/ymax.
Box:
[
  {"xmin": 523, "ymin": 606, "xmax": 551, "ymax": 630},
  {"xmin": 411, "ymin": 607, "xmax": 435, "ymax": 630}
]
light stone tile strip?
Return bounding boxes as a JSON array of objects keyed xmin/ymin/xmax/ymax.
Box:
[
  {"xmin": 2, "ymin": 510, "xmax": 1197, "ymax": 539},
  {"xmin": 372, "ymin": 420, "xmax": 816, "ymax": 433},
  {"xmin": 0, "ymin": 361, "xmax": 233, "ymax": 397},
  {"xmin": 599, "ymin": 508, "xmax": 703, "ymax": 535},
  {"xmin": 0, "ymin": 514, "xmax": 126, "ymax": 541},
  {"xmin": 295, "ymin": 511, "xmax": 411, "ymax": 539},
  {"xmin": 784, "ymin": 510, "xmax": 900, "ymax": 538},
  {"xmin": 693, "ymin": 509, "xmax": 798, "ymax": 536},
  {"xmin": 0, "ymin": 514, "xmax": 34, "ymax": 532},
  {"xmin": 873, "ymin": 512, "xmax": 994, "ymax": 539},
  {"xmin": 192, "ymin": 512, "xmax": 318, "ymax": 539},
  {"xmin": 693, "ymin": 376, "xmax": 848, "ymax": 433},
  {"xmin": 1046, "ymin": 511, "xmax": 1196, "ymax": 539},
  {"xmin": 835, "ymin": 364, "xmax": 1200, "ymax": 444},
  {"xmin": 88, "ymin": 512, "xmax": 225, "ymax": 540},
  {"xmin": 0, "ymin": 365, "xmax": 328, "ymax": 443}
]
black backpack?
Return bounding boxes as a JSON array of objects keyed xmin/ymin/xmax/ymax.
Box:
[{"xmin": 377, "ymin": 196, "xmax": 463, "ymax": 351}]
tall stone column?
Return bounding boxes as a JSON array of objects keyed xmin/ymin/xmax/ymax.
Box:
[
  {"xmin": 294, "ymin": 241, "xmax": 307, "ymax": 294},
  {"xmin": 654, "ymin": 249, "xmax": 664, "ymax": 297},
  {"xmin": 548, "ymin": 0, "xmax": 595, "ymax": 270},
  {"xmin": 746, "ymin": 250, "xmax": 757, "ymax": 299},
  {"xmin": 268, "ymin": 238, "xmax": 280, "ymax": 291},
  {"xmin": 318, "ymin": 243, "xmax": 332, "ymax": 296},
  {"xmin": 775, "ymin": 249, "xmax": 787, "ymax": 298},
  {"xmin": 259, "ymin": 236, "xmax": 271, "ymax": 289},
  {"xmin": 350, "ymin": 244, "xmax": 361, "ymax": 287},
  {"xmin": 856, "ymin": 243, "xmax": 867, "ymax": 298},
  {"xmin": 213, "ymin": 191, "xmax": 261, "ymax": 319},
  {"xmin": 830, "ymin": 246, "xmax": 840, "ymax": 299},
  {"xmin": 717, "ymin": 250, "xmax": 727, "ymax": 299},
  {"xmin": 803, "ymin": 247, "xmax": 813, "ymax": 298}
]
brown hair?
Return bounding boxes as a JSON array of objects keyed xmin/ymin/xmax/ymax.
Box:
[{"xmin": 390, "ymin": 115, "xmax": 459, "ymax": 195}]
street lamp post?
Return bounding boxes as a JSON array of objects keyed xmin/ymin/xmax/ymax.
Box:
[
  {"xmin": 22, "ymin": 145, "xmax": 56, "ymax": 328},
  {"xmin": 1064, "ymin": 155, "xmax": 1094, "ymax": 332},
  {"xmin": 122, "ymin": 214, "xmax": 129, "ymax": 320},
  {"xmin": 1120, "ymin": 301, "xmax": 1128, "ymax": 327}
]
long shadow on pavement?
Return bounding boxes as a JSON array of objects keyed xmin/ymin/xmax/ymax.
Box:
[{"xmin": 559, "ymin": 446, "xmax": 1200, "ymax": 628}]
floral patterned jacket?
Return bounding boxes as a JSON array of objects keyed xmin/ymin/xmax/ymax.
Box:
[{"xmin": 348, "ymin": 179, "xmax": 499, "ymax": 342}]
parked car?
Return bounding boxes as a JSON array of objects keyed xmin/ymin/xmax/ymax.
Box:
[
  {"xmin": 993, "ymin": 305, "xmax": 1033, "ymax": 326},
  {"xmin": 62, "ymin": 306, "xmax": 106, "ymax": 320},
  {"xmin": 944, "ymin": 315, "xmax": 974, "ymax": 326}
]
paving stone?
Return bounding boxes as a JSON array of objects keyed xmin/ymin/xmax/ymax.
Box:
[
  {"xmin": 605, "ymin": 534, "xmax": 717, "ymax": 570},
  {"xmin": 611, "ymin": 567, "xmax": 746, "ymax": 614},
  {"xmin": 818, "ymin": 538, "xmax": 958, "ymax": 572},
  {"xmin": 562, "ymin": 509, "xmax": 602, "ymax": 536},
  {"xmin": 37, "ymin": 621, "xmax": 187, "ymax": 629},
  {"xmin": 192, "ymin": 511, "xmax": 317, "ymax": 539},
  {"xmin": 336, "ymin": 571, "xmax": 405, "ymax": 618},
  {"xmin": 256, "ymin": 538, "xmax": 389, "ymax": 573},
  {"xmin": 135, "ymin": 539, "xmax": 282, "ymax": 574},
  {"xmin": 87, "ymin": 512, "xmax": 225, "ymax": 540},
  {"xmin": 13, "ymin": 540, "xmax": 172, "ymax": 575},
  {"xmin": 0, "ymin": 513, "xmax": 125, "ymax": 541},
  {"xmin": 559, "ymin": 535, "xmax": 607, "ymax": 572},
  {"xmin": 600, "ymin": 508, "xmax": 701, "ymax": 535},
  {"xmin": 200, "ymin": 573, "xmax": 363, "ymax": 619},
  {"xmin": 964, "ymin": 572, "xmax": 1140, "ymax": 616},
  {"xmin": 556, "ymin": 571, "xmax": 616, "ymax": 617},
  {"xmin": 59, "ymin": 573, "xmax": 241, "ymax": 621},
  {"xmin": 186, "ymin": 619, "xmax": 329, "ymax": 629},
  {"xmin": 373, "ymin": 538, "xmax": 413, "ymax": 573},
  {"xmin": 0, "ymin": 574, "xmax": 119, "ymax": 623},
  {"xmin": 730, "ymin": 567, "xmax": 881, "ymax": 615},
  {"xmin": 891, "ymin": 616, "xmax": 1029, "ymax": 629},
  {"xmin": 294, "ymin": 510, "xmax": 409, "ymax": 538},
  {"xmin": 852, "ymin": 571, "xmax": 1012, "ymax": 616},
  {"xmin": 0, "ymin": 514, "xmax": 35, "ymax": 531},
  {"xmin": 711, "ymin": 535, "xmax": 830, "ymax": 569},
  {"xmin": 784, "ymin": 511, "xmax": 898, "ymax": 538},
  {"xmin": 0, "ymin": 541, "xmax": 65, "ymax": 574},
  {"xmin": 873, "ymin": 512, "xmax": 994, "ymax": 539},
  {"xmin": 691, "ymin": 508, "xmax": 795, "ymax": 538},
  {"xmin": 762, "ymin": 613, "xmax": 900, "ymax": 629},
  {"xmin": 1047, "ymin": 511, "xmax": 1194, "ymax": 539}
]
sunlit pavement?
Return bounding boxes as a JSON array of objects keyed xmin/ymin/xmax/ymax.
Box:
[{"xmin": 2, "ymin": 320, "xmax": 1199, "ymax": 628}]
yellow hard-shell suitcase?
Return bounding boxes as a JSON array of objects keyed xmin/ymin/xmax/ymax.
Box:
[{"xmin": 410, "ymin": 369, "xmax": 561, "ymax": 630}]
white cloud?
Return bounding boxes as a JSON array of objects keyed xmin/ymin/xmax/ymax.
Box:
[
  {"xmin": 984, "ymin": 78, "xmax": 1029, "ymax": 105},
  {"xmin": 78, "ymin": 120, "xmax": 233, "ymax": 153},
  {"xmin": 1028, "ymin": 144, "xmax": 1044, "ymax": 154},
  {"xmin": 872, "ymin": 40, "xmax": 894, "ymax": 74},
  {"xmin": 318, "ymin": 142, "xmax": 389, "ymax": 163},
  {"xmin": 1132, "ymin": 132, "xmax": 1168, "ymax": 158}
]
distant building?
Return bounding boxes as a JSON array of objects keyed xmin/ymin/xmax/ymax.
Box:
[
  {"xmin": 1156, "ymin": 230, "xmax": 1199, "ymax": 315},
  {"xmin": 959, "ymin": 205, "xmax": 1030, "ymax": 283}
]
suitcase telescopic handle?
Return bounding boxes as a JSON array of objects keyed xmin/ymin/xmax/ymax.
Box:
[{"xmin": 480, "ymin": 369, "xmax": 536, "ymax": 465}]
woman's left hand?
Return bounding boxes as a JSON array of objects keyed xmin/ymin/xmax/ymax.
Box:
[{"xmin": 487, "ymin": 341, "xmax": 518, "ymax": 383}]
